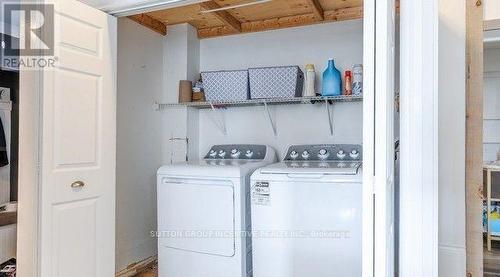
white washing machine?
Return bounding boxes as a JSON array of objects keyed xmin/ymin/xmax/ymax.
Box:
[
  {"xmin": 157, "ymin": 145, "xmax": 276, "ymax": 277},
  {"xmin": 250, "ymin": 144, "xmax": 362, "ymax": 277}
]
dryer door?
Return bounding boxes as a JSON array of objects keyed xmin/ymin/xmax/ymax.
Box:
[{"xmin": 158, "ymin": 177, "xmax": 235, "ymax": 257}]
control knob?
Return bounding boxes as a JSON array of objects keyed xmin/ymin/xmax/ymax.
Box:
[
  {"xmin": 218, "ymin": 150, "xmax": 226, "ymax": 158},
  {"xmin": 349, "ymin": 149, "xmax": 360, "ymax": 159},
  {"xmin": 318, "ymin": 149, "xmax": 329, "ymax": 160},
  {"xmin": 209, "ymin": 149, "xmax": 217, "ymax": 158},
  {"xmin": 302, "ymin": 151, "xmax": 310, "ymax": 159},
  {"xmin": 290, "ymin": 151, "xmax": 299, "ymax": 159},
  {"xmin": 337, "ymin": 150, "xmax": 346, "ymax": 159},
  {"xmin": 245, "ymin": 150, "xmax": 254, "ymax": 158},
  {"xmin": 231, "ymin": 149, "xmax": 241, "ymax": 158}
]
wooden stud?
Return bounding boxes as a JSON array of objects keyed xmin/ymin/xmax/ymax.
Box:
[
  {"xmin": 308, "ymin": 0, "xmax": 325, "ymax": 21},
  {"xmin": 128, "ymin": 14, "xmax": 167, "ymax": 36},
  {"xmin": 198, "ymin": 6, "xmax": 363, "ymax": 39},
  {"xmin": 465, "ymin": 0, "xmax": 484, "ymax": 276},
  {"xmin": 324, "ymin": 6, "xmax": 363, "ymax": 21},
  {"xmin": 199, "ymin": 1, "xmax": 242, "ymax": 33}
]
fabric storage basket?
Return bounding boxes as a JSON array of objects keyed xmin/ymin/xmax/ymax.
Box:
[
  {"xmin": 201, "ymin": 70, "xmax": 249, "ymax": 102},
  {"xmin": 249, "ymin": 66, "xmax": 304, "ymax": 99}
]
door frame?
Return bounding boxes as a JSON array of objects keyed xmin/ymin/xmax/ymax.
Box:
[
  {"xmin": 362, "ymin": 0, "xmax": 397, "ymax": 276},
  {"xmin": 17, "ymin": 1, "xmax": 44, "ymax": 276},
  {"xmin": 399, "ymin": 0, "xmax": 439, "ymax": 277}
]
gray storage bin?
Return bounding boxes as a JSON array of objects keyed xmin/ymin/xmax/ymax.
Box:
[
  {"xmin": 201, "ymin": 70, "xmax": 249, "ymax": 102},
  {"xmin": 249, "ymin": 66, "xmax": 304, "ymax": 99}
]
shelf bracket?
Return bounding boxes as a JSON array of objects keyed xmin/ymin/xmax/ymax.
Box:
[
  {"xmin": 210, "ymin": 103, "xmax": 227, "ymax": 135},
  {"xmin": 325, "ymin": 99, "xmax": 334, "ymax": 136},
  {"xmin": 263, "ymin": 100, "xmax": 277, "ymax": 136}
]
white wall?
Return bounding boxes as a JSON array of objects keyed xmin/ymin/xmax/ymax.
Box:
[
  {"xmin": 161, "ymin": 24, "xmax": 200, "ymax": 163},
  {"xmin": 484, "ymin": 47, "xmax": 500, "ymax": 161},
  {"xmin": 200, "ymin": 20, "xmax": 363, "ymax": 94},
  {"xmin": 438, "ymin": 0, "xmax": 467, "ymax": 275},
  {"xmin": 198, "ymin": 20, "xmax": 363, "ymax": 158},
  {"xmin": 484, "ymin": 0, "xmax": 500, "ymax": 22},
  {"xmin": 115, "ymin": 18, "xmax": 164, "ymax": 271}
]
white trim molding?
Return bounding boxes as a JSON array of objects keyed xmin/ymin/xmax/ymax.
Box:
[
  {"xmin": 80, "ymin": 0, "xmax": 209, "ymax": 16},
  {"xmin": 399, "ymin": 0, "xmax": 439, "ymax": 277},
  {"xmin": 362, "ymin": 0, "xmax": 375, "ymax": 276}
]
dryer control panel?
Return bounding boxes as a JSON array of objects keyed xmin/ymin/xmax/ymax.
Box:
[
  {"xmin": 284, "ymin": 144, "xmax": 363, "ymax": 161},
  {"xmin": 204, "ymin": 145, "xmax": 269, "ymax": 160}
]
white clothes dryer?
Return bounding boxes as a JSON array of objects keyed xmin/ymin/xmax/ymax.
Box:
[{"xmin": 157, "ymin": 145, "xmax": 276, "ymax": 277}]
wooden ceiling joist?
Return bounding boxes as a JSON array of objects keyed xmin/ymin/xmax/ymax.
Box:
[
  {"xmin": 128, "ymin": 14, "xmax": 167, "ymax": 36},
  {"xmin": 199, "ymin": 1, "xmax": 242, "ymax": 33},
  {"xmin": 134, "ymin": 0, "xmax": 367, "ymax": 39},
  {"xmin": 198, "ymin": 6, "xmax": 364, "ymax": 39},
  {"xmin": 324, "ymin": 6, "xmax": 363, "ymax": 22},
  {"xmin": 308, "ymin": 0, "xmax": 325, "ymax": 21}
]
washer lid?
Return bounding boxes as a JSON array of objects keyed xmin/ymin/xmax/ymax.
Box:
[{"xmin": 260, "ymin": 161, "xmax": 362, "ymax": 175}]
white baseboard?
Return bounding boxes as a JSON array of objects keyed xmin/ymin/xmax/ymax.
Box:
[{"xmin": 439, "ymin": 245, "xmax": 466, "ymax": 277}]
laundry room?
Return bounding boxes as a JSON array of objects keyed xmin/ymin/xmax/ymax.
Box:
[
  {"xmin": 114, "ymin": 0, "xmax": 381, "ymax": 276},
  {"xmin": 5, "ymin": 0, "xmax": 406, "ymax": 276},
  {"xmin": 5, "ymin": 0, "xmax": 486, "ymax": 275}
]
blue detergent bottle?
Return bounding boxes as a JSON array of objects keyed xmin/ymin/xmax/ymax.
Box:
[{"xmin": 322, "ymin": 58, "xmax": 342, "ymax": 96}]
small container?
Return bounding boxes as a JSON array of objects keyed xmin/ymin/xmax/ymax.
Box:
[
  {"xmin": 344, "ymin": 70, "xmax": 352, "ymax": 95},
  {"xmin": 304, "ymin": 64, "xmax": 316, "ymax": 97},
  {"xmin": 352, "ymin": 64, "xmax": 363, "ymax": 95},
  {"xmin": 192, "ymin": 91, "xmax": 206, "ymax": 102},
  {"xmin": 178, "ymin": 80, "xmax": 193, "ymax": 103},
  {"xmin": 201, "ymin": 70, "xmax": 249, "ymax": 102},
  {"xmin": 249, "ymin": 66, "xmax": 304, "ymax": 99}
]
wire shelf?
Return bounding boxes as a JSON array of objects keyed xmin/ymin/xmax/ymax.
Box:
[{"xmin": 155, "ymin": 95, "xmax": 363, "ymax": 110}]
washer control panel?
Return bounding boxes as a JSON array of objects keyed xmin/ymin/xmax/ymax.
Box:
[
  {"xmin": 284, "ymin": 144, "xmax": 362, "ymax": 161},
  {"xmin": 204, "ymin": 145, "xmax": 268, "ymax": 160}
]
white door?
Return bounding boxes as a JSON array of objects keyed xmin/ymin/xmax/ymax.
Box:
[
  {"xmin": 158, "ymin": 177, "xmax": 235, "ymax": 256},
  {"xmin": 363, "ymin": 0, "xmax": 396, "ymax": 276},
  {"xmin": 39, "ymin": 1, "xmax": 117, "ymax": 276}
]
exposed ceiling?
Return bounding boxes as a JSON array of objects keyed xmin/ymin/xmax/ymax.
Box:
[{"xmin": 128, "ymin": 0, "xmax": 364, "ymax": 39}]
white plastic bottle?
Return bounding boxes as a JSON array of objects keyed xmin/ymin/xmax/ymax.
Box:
[
  {"xmin": 352, "ymin": 64, "xmax": 363, "ymax": 95},
  {"xmin": 304, "ymin": 64, "xmax": 316, "ymax": 97}
]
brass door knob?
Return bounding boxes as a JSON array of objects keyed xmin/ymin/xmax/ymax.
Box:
[{"xmin": 71, "ymin": 181, "xmax": 85, "ymax": 188}]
